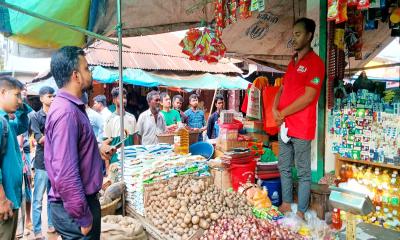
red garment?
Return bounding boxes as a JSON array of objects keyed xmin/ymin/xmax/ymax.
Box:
[
  {"xmin": 263, "ymin": 86, "xmax": 280, "ymax": 135},
  {"xmin": 241, "ymin": 83, "xmax": 252, "ymax": 113},
  {"xmin": 278, "ymin": 51, "xmax": 325, "ymax": 140}
]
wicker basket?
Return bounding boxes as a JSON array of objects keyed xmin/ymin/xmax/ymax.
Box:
[
  {"xmin": 101, "ymin": 197, "xmax": 121, "ymax": 217},
  {"xmin": 157, "ymin": 131, "xmax": 200, "ymax": 145}
]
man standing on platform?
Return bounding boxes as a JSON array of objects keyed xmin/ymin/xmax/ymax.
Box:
[
  {"xmin": 45, "ymin": 46, "xmax": 115, "ymax": 239},
  {"xmin": 272, "ymin": 18, "xmax": 325, "ymax": 220}
]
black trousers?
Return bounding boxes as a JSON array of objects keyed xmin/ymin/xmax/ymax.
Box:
[{"xmin": 50, "ymin": 194, "xmax": 101, "ymax": 240}]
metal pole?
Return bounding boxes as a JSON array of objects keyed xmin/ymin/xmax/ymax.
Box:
[{"xmin": 116, "ymin": 0, "xmax": 126, "ymax": 216}]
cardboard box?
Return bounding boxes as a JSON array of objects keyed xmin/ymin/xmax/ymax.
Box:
[
  {"xmin": 245, "ymin": 132, "xmax": 269, "ymax": 145},
  {"xmin": 216, "ymin": 140, "xmax": 249, "ymax": 152},
  {"xmin": 243, "ymin": 120, "xmax": 264, "ymax": 133},
  {"xmin": 210, "ymin": 167, "xmax": 232, "ymax": 190}
]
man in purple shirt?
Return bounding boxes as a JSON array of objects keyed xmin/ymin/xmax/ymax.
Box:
[{"xmin": 45, "ymin": 46, "xmax": 115, "ymax": 239}]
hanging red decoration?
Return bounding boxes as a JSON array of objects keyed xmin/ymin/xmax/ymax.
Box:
[
  {"xmin": 180, "ymin": 28, "xmax": 227, "ymax": 63},
  {"xmin": 239, "ymin": 0, "xmax": 251, "ymax": 19},
  {"xmin": 228, "ymin": 0, "xmax": 238, "ymax": 24},
  {"xmin": 214, "ymin": 0, "xmax": 225, "ymax": 37}
]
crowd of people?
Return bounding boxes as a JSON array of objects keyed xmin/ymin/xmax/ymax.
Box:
[
  {"xmin": 0, "ymin": 46, "xmax": 225, "ymax": 240},
  {"xmin": 0, "ymin": 17, "xmax": 322, "ymax": 240}
]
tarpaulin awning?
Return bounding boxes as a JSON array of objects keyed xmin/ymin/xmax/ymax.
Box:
[
  {"xmin": 0, "ymin": 0, "xmax": 91, "ymax": 48},
  {"xmin": 26, "ymin": 77, "xmax": 58, "ymax": 95},
  {"xmin": 92, "ymin": 66, "xmax": 249, "ymax": 90}
]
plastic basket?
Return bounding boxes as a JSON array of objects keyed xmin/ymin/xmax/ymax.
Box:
[{"xmin": 189, "ymin": 142, "xmax": 214, "ymax": 160}]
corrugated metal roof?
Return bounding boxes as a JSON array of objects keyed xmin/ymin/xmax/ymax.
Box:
[{"xmin": 85, "ymin": 32, "xmax": 243, "ymax": 74}]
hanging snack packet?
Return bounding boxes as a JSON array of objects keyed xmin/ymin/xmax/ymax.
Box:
[
  {"xmin": 357, "ymin": 0, "xmax": 370, "ymax": 10},
  {"xmin": 336, "ymin": 0, "xmax": 348, "ymax": 23},
  {"xmin": 328, "ymin": 0, "xmax": 339, "ymax": 21}
]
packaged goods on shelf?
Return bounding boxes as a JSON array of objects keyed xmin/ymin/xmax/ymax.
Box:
[{"xmin": 330, "ymin": 89, "xmax": 400, "ymax": 163}]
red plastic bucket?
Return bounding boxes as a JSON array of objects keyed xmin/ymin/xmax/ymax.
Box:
[{"xmin": 230, "ymin": 160, "xmax": 256, "ymax": 191}]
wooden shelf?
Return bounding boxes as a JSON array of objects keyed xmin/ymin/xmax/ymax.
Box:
[{"xmin": 335, "ymin": 155, "xmax": 400, "ymax": 176}]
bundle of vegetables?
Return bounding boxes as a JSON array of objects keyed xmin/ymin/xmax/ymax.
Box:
[
  {"xmin": 180, "ymin": 28, "xmax": 226, "ymax": 63},
  {"xmin": 200, "ymin": 216, "xmax": 304, "ymax": 240},
  {"xmin": 145, "ymin": 176, "xmax": 252, "ymax": 240}
]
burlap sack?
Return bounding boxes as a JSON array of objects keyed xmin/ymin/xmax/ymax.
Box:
[{"xmin": 101, "ymin": 215, "xmax": 148, "ymax": 240}]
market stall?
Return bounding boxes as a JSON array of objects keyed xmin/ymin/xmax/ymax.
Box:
[
  {"xmin": 111, "ymin": 141, "xmax": 334, "ymax": 239},
  {"xmin": 324, "ymin": 0, "xmax": 400, "ymax": 237}
]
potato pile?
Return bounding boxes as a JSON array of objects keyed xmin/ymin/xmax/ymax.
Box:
[{"xmin": 145, "ymin": 176, "xmax": 252, "ymax": 240}]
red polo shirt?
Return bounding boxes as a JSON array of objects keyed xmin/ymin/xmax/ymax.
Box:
[{"xmin": 278, "ymin": 50, "xmax": 325, "ymax": 140}]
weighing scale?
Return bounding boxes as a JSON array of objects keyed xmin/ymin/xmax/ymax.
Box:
[{"xmin": 329, "ymin": 186, "xmax": 375, "ymax": 240}]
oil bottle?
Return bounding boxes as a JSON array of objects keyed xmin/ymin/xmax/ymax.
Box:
[{"xmin": 174, "ymin": 123, "xmax": 189, "ymax": 155}]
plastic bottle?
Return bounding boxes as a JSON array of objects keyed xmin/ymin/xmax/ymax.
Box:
[
  {"xmin": 373, "ymin": 168, "xmax": 381, "ymax": 186},
  {"xmin": 340, "ymin": 165, "xmax": 348, "ymax": 182},
  {"xmin": 391, "ymin": 173, "xmax": 399, "ymax": 188},
  {"xmin": 381, "ymin": 170, "xmax": 391, "ymax": 189},
  {"xmin": 346, "ymin": 164, "xmax": 353, "ymax": 180},
  {"xmin": 391, "ymin": 188, "xmax": 400, "ymax": 211},
  {"xmin": 382, "ymin": 185, "xmax": 391, "ymax": 210},
  {"xmin": 174, "ymin": 123, "xmax": 189, "ymax": 155},
  {"xmin": 364, "ymin": 167, "xmax": 373, "ymax": 187},
  {"xmin": 356, "ymin": 166, "xmax": 365, "ymax": 184},
  {"xmin": 332, "ymin": 208, "xmax": 342, "ymax": 230}
]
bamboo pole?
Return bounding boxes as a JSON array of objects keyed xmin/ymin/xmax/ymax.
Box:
[{"xmin": 116, "ymin": 0, "xmax": 126, "ymax": 216}]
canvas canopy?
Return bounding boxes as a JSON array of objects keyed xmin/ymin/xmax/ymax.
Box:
[{"xmin": 93, "ymin": 66, "xmax": 249, "ymax": 90}]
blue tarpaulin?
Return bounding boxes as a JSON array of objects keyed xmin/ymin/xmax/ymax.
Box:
[
  {"xmin": 92, "ymin": 66, "xmax": 249, "ymax": 90},
  {"xmin": 27, "ymin": 66, "xmax": 249, "ymax": 94}
]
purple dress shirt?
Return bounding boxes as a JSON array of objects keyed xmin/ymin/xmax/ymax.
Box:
[{"xmin": 45, "ymin": 90, "xmax": 103, "ymax": 227}]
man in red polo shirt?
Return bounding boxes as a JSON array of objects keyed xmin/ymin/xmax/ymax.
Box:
[{"xmin": 272, "ymin": 18, "xmax": 325, "ymax": 219}]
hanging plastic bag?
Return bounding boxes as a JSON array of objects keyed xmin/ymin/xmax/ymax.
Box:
[
  {"xmin": 262, "ymin": 86, "xmax": 280, "ymax": 135},
  {"xmin": 246, "ymin": 85, "xmax": 262, "ymax": 119}
]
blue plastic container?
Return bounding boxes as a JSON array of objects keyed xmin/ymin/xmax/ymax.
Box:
[
  {"xmin": 189, "ymin": 142, "xmax": 214, "ymax": 160},
  {"xmin": 259, "ymin": 178, "xmax": 282, "ymax": 207}
]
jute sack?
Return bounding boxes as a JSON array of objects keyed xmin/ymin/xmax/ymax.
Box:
[{"xmin": 101, "ymin": 215, "xmax": 148, "ymax": 240}]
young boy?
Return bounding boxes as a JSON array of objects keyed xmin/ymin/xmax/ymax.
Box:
[
  {"xmin": 172, "ymin": 95, "xmax": 187, "ymax": 124},
  {"xmin": 30, "ymin": 86, "xmax": 56, "ymax": 238},
  {"xmin": 184, "ymin": 94, "xmax": 206, "ymax": 141},
  {"xmin": 207, "ymin": 94, "xmax": 224, "ymax": 139},
  {"xmin": 0, "ymin": 76, "xmax": 31, "ymax": 240},
  {"xmin": 160, "ymin": 92, "xmax": 181, "ymax": 131}
]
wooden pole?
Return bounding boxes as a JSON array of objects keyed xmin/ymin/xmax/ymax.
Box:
[
  {"xmin": 209, "ymin": 88, "xmax": 218, "ymax": 124},
  {"xmin": 116, "ymin": 0, "xmax": 126, "ymax": 216}
]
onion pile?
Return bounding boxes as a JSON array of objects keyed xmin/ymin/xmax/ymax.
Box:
[
  {"xmin": 145, "ymin": 176, "xmax": 252, "ymax": 239},
  {"xmin": 200, "ymin": 216, "xmax": 304, "ymax": 240}
]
